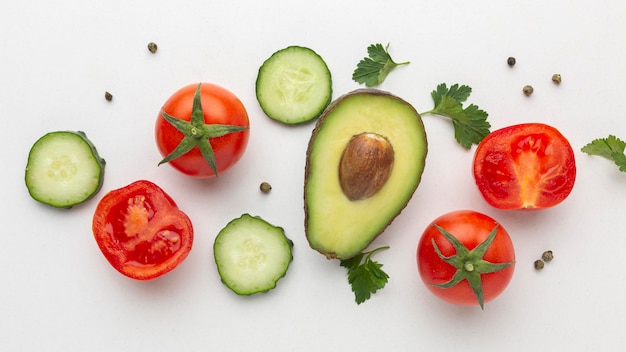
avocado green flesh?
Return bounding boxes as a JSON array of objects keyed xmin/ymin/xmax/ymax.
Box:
[{"xmin": 304, "ymin": 90, "xmax": 427, "ymax": 260}]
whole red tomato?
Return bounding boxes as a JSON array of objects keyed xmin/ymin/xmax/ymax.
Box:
[
  {"xmin": 92, "ymin": 180, "xmax": 194, "ymax": 280},
  {"xmin": 473, "ymin": 123, "xmax": 576, "ymax": 210},
  {"xmin": 416, "ymin": 210, "xmax": 515, "ymax": 309},
  {"xmin": 155, "ymin": 83, "xmax": 250, "ymax": 178}
]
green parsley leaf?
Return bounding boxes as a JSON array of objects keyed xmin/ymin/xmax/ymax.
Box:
[
  {"xmin": 421, "ymin": 83, "xmax": 491, "ymax": 149},
  {"xmin": 432, "ymin": 83, "xmax": 472, "ymax": 105},
  {"xmin": 352, "ymin": 43, "xmax": 409, "ymax": 87},
  {"xmin": 340, "ymin": 246, "xmax": 390, "ymax": 304},
  {"xmin": 581, "ymin": 135, "xmax": 626, "ymax": 172}
]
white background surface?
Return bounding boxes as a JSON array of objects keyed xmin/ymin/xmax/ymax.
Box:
[{"xmin": 2, "ymin": 0, "xmax": 626, "ymax": 351}]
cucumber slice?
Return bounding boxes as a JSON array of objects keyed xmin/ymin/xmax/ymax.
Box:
[
  {"xmin": 25, "ymin": 131, "xmax": 106, "ymax": 208},
  {"xmin": 256, "ymin": 46, "xmax": 332, "ymax": 124},
  {"xmin": 214, "ymin": 214, "xmax": 293, "ymax": 295}
]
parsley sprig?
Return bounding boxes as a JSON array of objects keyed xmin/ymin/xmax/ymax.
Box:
[
  {"xmin": 352, "ymin": 43, "xmax": 409, "ymax": 87},
  {"xmin": 340, "ymin": 246, "xmax": 390, "ymax": 305},
  {"xmin": 420, "ymin": 83, "xmax": 491, "ymax": 149},
  {"xmin": 581, "ymin": 135, "xmax": 626, "ymax": 172}
]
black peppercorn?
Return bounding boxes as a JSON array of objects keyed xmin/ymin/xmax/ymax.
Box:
[
  {"xmin": 507, "ymin": 57, "xmax": 516, "ymax": 67},
  {"xmin": 523, "ymin": 85, "xmax": 534, "ymax": 96},
  {"xmin": 260, "ymin": 182, "xmax": 272, "ymax": 193},
  {"xmin": 542, "ymin": 250, "xmax": 554, "ymax": 262},
  {"xmin": 147, "ymin": 42, "xmax": 158, "ymax": 53}
]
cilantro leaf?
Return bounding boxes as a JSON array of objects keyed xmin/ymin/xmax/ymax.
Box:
[
  {"xmin": 421, "ymin": 83, "xmax": 491, "ymax": 149},
  {"xmin": 581, "ymin": 135, "xmax": 626, "ymax": 172},
  {"xmin": 352, "ymin": 43, "xmax": 409, "ymax": 87},
  {"xmin": 340, "ymin": 246, "xmax": 390, "ymax": 304}
]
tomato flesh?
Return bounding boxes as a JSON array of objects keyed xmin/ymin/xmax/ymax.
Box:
[
  {"xmin": 93, "ymin": 180, "xmax": 193, "ymax": 280},
  {"xmin": 155, "ymin": 83, "xmax": 250, "ymax": 178},
  {"xmin": 473, "ymin": 123, "xmax": 576, "ymax": 210},
  {"xmin": 416, "ymin": 210, "xmax": 515, "ymax": 307}
]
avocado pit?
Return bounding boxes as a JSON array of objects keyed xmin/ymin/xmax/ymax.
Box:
[{"xmin": 339, "ymin": 132, "xmax": 394, "ymax": 200}]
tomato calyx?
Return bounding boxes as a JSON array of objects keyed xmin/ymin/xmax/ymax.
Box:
[
  {"xmin": 158, "ymin": 83, "xmax": 248, "ymax": 176},
  {"xmin": 431, "ymin": 224, "xmax": 514, "ymax": 309}
]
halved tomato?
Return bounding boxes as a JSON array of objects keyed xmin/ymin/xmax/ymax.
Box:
[
  {"xmin": 473, "ymin": 123, "xmax": 576, "ymax": 210},
  {"xmin": 92, "ymin": 180, "xmax": 193, "ymax": 280}
]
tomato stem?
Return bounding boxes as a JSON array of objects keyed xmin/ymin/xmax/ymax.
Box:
[{"xmin": 190, "ymin": 127, "xmax": 200, "ymax": 138}]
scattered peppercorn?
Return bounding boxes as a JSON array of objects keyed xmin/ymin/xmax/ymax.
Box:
[
  {"xmin": 260, "ymin": 182, "xmax": 272, "ymax": 193},
  {"xmin": 534, "ymin": 259, "xmax": 545, "ymax": 270},
  {"xmin": 541, "ymin": 250, "xmax": 554, "ymax": 262},
  {"xmin": 147, "ymin": 42, "xmax": 158, "ymax": 53},
  {"xmin": 523, "ymin": 85, "xmax": 534, "ymax": 96},
  {"xmin": 551, "ymin": 73, "xmax": 562, "ymax": 84},
  {"xmin": 507, "ymin": 57, "xmax": 516, "ymax": 67},
  {"xmin": 104, "ymin": 91, "xmax": 113, "ymax": 101}
]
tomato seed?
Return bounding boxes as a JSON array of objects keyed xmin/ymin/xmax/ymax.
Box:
[
  {"xmin": 551, "ymin": 74, "xmax": 562, "ymax": 84},
  {"xmin": 534, "ymin": 259, "xmax": 545, "ymax": 270},
  {"xmin": 104, "ymin": 91, "xmax": 113, "ymax": 101}
]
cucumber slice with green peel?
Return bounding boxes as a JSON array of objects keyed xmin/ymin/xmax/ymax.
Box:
[
  {"xmin": 25, "ymin": 131, "xmax": 105, "ymax": 208},
  {"xmin": 214, "ymin": 214, "xmax": 293, "ymax": 295},
  {"xmin": 256, "ymin": 46, "xmax": 332, "ymax": 124}
]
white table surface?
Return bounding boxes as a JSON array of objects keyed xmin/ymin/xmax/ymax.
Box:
[{"xmin": 2, "ymin": 0, "xmax": 625, "ymax": 351}]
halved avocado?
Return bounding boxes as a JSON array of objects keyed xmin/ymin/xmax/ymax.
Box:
[{"xmin": 304, "ymin": 89, "xmax": 427, "ymax": 260}]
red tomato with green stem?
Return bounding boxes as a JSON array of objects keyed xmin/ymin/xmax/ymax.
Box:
[
  {"xmin": 417, "ymin": 210, "xmax": 515, "ymax": 309},
  {"xmin": 473, "ymin": 123, "xmax": 576, "ymax": 210},
  {"xmin": 92, "ymin": 180, "xmax": 194, "ymax": 280},
  {"xmin": 155, "ymin": 83, "xmax": 250, "ymax": 178}
]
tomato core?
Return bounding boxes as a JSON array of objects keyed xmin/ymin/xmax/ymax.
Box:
[{"xmin": 512, "ymin": 133, "xmax": 550, "ymax": 206}]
